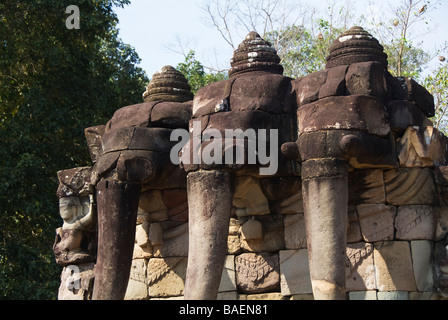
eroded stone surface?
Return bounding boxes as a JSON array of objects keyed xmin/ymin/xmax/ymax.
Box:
[
  {"xmin": 356, "ymin": 204, "xmax": 396, "ymax": 242},
  {"xmin": 384, "ymin": 168, "xmax": 438, "ymax": 205},
  {"xmin": 397, "ymin": 126, "xmax": 447, "ymax": 168},
  {"xmin": 349, "ymin": 169, "xmax": 386, "ymax": 204},
  {"xmin": 284, "ymin": 214, "xmax": 307, "ymax": 249},
  {"xmin": 395, "ymin": 205, "xmax": 435, "ymax": 240},
  {"xmin": 235, "ymin": 253, "xmax": 280, "ymax": 294},
  {"xmin": 411, "ymin": 240, "xmax": 434, "ymax": 292},
  {"xmin": 346, "ymin": 242, "xmax": 376, "ymax": 291},
  {"xmin": 374, "ymin": 241, "xmax": 417, "ymax": 292},
  {"xmin": 279, "ymin": 249, "xmax": 312, "ymax": 295},
  {"xmin": 147, "ymin": 257, "xmax": 187, "ymax": 298}
]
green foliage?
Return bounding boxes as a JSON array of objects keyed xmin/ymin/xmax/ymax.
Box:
[
  {"xmin": 266, "ymin": 26, "xmax": 319, "ymax": 78},
  {"xmin": 425, "ymin": 62, "xmax": 448, "ymax": 134},
  {"xmin": 266, "ymin": 23, "xmax": 344, "ymax": 79},
  {"xmin": 0, "ymin": 0, "xmax": 147, "ymax": 299},
  {"xmin": 176, "ymin": 50, "xmax": 227, "ymax": 93},
  {"xmin": 383, "ymin": 39, "xmax": 431, "ymax": 79}
]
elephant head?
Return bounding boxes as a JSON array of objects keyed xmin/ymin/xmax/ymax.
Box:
[
  {"xmin": 290, "ymin": 26, "xmax": 406, "ymax": 299},
  {"xmin": 91, "ymin": 66, "xmax": 193, "ymax": 300},
  {"xmin": 182, "ymin": 27, "xmax": 405, "ymax": 300},
  {"xmin": 181, "ymin": 31, "xmax": 299, "ymax": 299}
]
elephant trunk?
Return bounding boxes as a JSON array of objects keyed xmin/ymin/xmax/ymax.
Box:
[
  {"xmin": 92, "ymin": 179, "xmax": 140, "ymax": 300},
  {"xmin": 302, "ymin": 158, "xmax": 348, "ymax": 300},
  {"xmin": 184, "ymin": 170, "xmax": 235, "ymax": 300}
]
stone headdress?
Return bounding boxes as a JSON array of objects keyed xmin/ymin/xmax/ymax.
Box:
[
  {"xmin": 143, "ymin": 65, "xmax": 194, "ymax": 102},
  {"xmin": 229, "ymin": 31, "xmax": 284, "ymax": 77},
  {"xmin": 326, "ymin": 26, "xmax": 388, "ymax": 69}
]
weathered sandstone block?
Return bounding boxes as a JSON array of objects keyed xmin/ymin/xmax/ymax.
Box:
[
  {"xmin": 348, "ymin": 291, "xmax": 377, "ymax": 300},
  {"xmin": 411, "ymin": 240, "xmax": 434, "ymax": 291},
  {"xmin": 386, "ymin": 100, "xmax": 433, "ymax": 132},
  {"xmin": 219, "ymin": 255, "xmax": 237, "ymax": 293},
  {"xmin": 240, "ymin": 214, "xmax": 285, "ymax": 252},
  {"xmin": 345, "ymin": 61, "xmax": 387, "ymax": 98},
  {"xmin": 356, "ymin": 204, "xmax": 396, "ymax": 242},
  {"xmin": 388, "ymin": 77, "xmax": 435, "ymax": 117},
  {"xmin": 318, "ymin": 65, "xmax": 348, "ymax": 99},
  {"xmin": 347, "ymin": 206, "xmax": 362, "ymax": 243},
  {"xmin": 147, "ymin": 257, "xmax": 187, "ymax": 298},
  {"xmin": 283, "ymin": 214, "xmax": 307, "ymax": 249},
  {"xmin": 374, "ymin": 241, "xmax": 417, "ymax": 292},
  {"xmin": 279, "ymin": 249, "xmax": 312, "ymax": 295},
  {"xmin": 384, "ymin": 168, "xmax": 438, "ymax": 205},
  {"xmin": 298, "ymin": 95, "xmax": 390, "ymax": 137},
  {"xmin": 84, "ymin": 125, "xmax": 105, "ymax": 164},
  {"xmin": 349, "ymin": 169, "xmax": 386, "ymax": 204},
  {"xmin": 295, "ymin": 70, "xmax": 327, "ymax": 106},
  {"xmin": 57, "ymin": 167, "xmax": 92, "ymax": 198},
  {"xmin": 346, "ymin": 242, "xmax": 376, "ymax": 291},
  {"xmin": 395, "ymin": 205, "xmax": 435, "ymax": 240},
  {"xmin": 397, "ymin": 126, "xmax": 447, "ymax": 168},
  {"xmin": 435, "ymin": 206, "xmax": 448, "ymax": 240},
  {"xmin": 152, "ymin": 222, "xmax": 188, "ymax": 258},
  {"xmin": 125, "ymin": 259, "xmax": 148, "ymax": 300}
]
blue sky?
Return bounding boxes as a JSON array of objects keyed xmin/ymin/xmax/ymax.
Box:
[
  {"xmin": 115, "ymin": 0, "xmax": 233, "ymax": 77},
  {"xmin": 114, "ymin": 0, "xmax": 448, "ymax": 78}
]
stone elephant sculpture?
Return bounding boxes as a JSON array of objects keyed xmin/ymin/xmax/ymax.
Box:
[
  {"xmin": 289, "ymin": 26, "xmax": 440, "ymax": 299},
  {"xmin": 89, "ymin": 66, "xmax": 193, "ymax": 300},
  {"xmin": 290, "ymin": 26, "xmax": 397, "ymax": 299},
  {"xmin": 181, "ymin": 27, "xmax": 442, "ymax": 300},
  {"xmin": 180, "ymin": 31, "xmax": 300, "ymax": 299}
]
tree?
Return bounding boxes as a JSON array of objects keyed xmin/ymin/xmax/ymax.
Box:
[
  {"xmin": 425, "ymin": 60, "xmax": 448, "ymax": 134},
  {"xmin": 362, "ymin": 0, "xmax": 439, "ymax": 79},
  {"xmin": 201, "ymin": 0, "xmax": 311, "ymax": 50},
  {"xmin": 360, "ymin": 0, "xmax": 448, "ymax": 131},
  {"xmin": 176, "ymin": 50, "xmax": 227, "ymax": 94},
  {"xmin": 201, "ymin": 0, "xmax": 448, "ymax": 134},
  {"xmin": 202, "ymin": 0, "xmax": 354, "ymax": 78},
  {"xmin": 0, "ymin": 0, "xmax": 148, "ymax": 299},
  {"xmin": 265, "ymin": 19, "xmax": 347, "ymax": 78}
]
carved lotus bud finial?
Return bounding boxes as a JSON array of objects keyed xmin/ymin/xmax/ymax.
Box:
[
  {"xmin": 143, "ymin": 65, "xmax": 194, "ymax": 103},
  {"xmin": 326, "ymin": 26, "xmax": 388, "ymax": 69},
  {"xmin": 229, "ymin": 31, "xmax": 284, "ymax": 78}
]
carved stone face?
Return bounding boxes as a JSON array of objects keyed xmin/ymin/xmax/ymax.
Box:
[{"xmin": 59, "ymin": 197, "xmax": 90, "ymax": 225}]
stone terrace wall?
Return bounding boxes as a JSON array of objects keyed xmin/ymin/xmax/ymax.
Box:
[
  {"xmin": 57, "ymin": 166, "xmax": 448, "ymax": 300},
  {"xmin": 56, "ymin": 77, "xmax": 448, "ymax": 302},
  {"xmin": 118, "ymin": 172, "xmax": 448, "ymax": 300},
  {"xmin": 55, "ymin": 28, "xmax": 448, "ymax": 301}
]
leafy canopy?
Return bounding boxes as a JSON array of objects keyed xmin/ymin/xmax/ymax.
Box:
[
  {"xmin": 176, "ymin": 50, "xmax": 228, "ymax": 94},
  {"xmin": 0, "ymin": 0, "xmax": 147, "ymax": 299}
]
